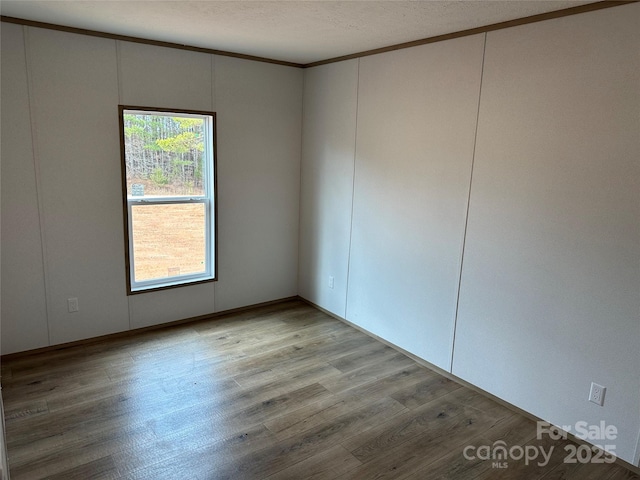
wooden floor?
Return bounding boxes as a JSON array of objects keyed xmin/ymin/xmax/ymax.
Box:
[{"xmin": 1, "ymin": 300, "xmax": 637, "ymax": 480}]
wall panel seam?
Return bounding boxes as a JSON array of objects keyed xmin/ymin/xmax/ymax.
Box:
[
  {"xmin": 343, "ymin": 58, "xmax": 361, "ymax": 321},
  {"xmin": 295, "ymin": 67, "xmax": 307, "ymax": 298},
  {"xmin": 116, "ymin": 40, "xmax": 124, "ymax": 105},
  {"xmin": 23, "ymin": 25, "xmax": 52, "ymax": 347},
  {"xmin": 449, "ymin": 32, "xmax": 488, "ymax": 374},
  {"xmin": 211, "ymin": 54, "xmax": 218, "ymax": 313},
  {"xmin": 114, "ymin": 39, "xmax": 133, "ymax": 332}
]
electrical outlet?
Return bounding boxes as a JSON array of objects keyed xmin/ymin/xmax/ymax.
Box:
[
  {"xmin": 589, "ymin": 382, "xmax": 606, "ymax": 406},
  {"xmin": 328, "ymin": 276, "xmax": 334, "ymax": 289},
  {"xmin": 67, "ymin": 297, "xmax": 79, "ymax": 313}
]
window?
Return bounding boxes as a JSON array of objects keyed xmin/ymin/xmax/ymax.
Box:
[{"xmin": 118, "ymin": 106, "xmax": 217, "ymax": 293}]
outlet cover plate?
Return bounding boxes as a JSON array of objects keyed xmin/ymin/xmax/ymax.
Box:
[{"xmin": 589, "ymin": 382, "xmax": 606, "ymax": 406}]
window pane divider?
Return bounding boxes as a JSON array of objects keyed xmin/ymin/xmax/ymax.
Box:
[{"xmin": 128, "ymin": 197, "xmax": 207, "ymax": 204}]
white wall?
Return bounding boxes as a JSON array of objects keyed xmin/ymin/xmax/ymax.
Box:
[
  {"xmin": 298, "ymin": 3, "xmax": 640, "ymax": 465},
  {"xmin": 1, "ymin": 24, "xmax": 49, "ymax": 353},
  {"xmin": 26, "ymin": 28, "xmax": 130, "ymax": 346},
  {"xmin": 214, "ymin": 56, "xmax": 302, "ymax": 311},
  {"xmin": 452, "ymin": 5, "xmax": 640, "ymax": 464},
  {"xmin": 118, "ymin": 41, "xmax": 218, "ymax": 328},
  {"xmin": 298, "ymin": 60, "xmax": 358, "ymax": 318},
  {"xmin": 1, "ymin": 25, "xmax": 302, "ymax": 352},
  {"xmin": 346, "ymin": 35, "xmax": 484, "ymax": 370}
]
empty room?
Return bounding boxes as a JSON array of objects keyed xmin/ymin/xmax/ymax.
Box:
[{"xmin": 0, "ymin": 1, "xmax": 638, "ymax": 479}]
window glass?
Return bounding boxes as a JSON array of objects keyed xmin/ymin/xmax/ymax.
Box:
[{"xmin": 119, "ymin": 107, "xmax": 217, "ymax": 293}]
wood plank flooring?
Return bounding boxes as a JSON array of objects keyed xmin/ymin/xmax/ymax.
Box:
[{"xmin": 1, "ymin": 300, "xmax": 637, "ymax": 479}]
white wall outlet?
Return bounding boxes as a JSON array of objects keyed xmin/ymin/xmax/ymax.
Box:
[
  {"xmin": 328, "ymin": 276, "xmax": 334, "ymax": 289},
  {"xmin": 67, "ymin": 297, "xmax": 79, "ymax": 313},
  {"xmin": 589, "ymin": 382, "xmax": 606, "ymax": 406}
]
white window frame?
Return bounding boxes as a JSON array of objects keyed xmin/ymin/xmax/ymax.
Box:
[{"xmin": 119, "ymin": 106, "xmax": 217, "ymax": 294}]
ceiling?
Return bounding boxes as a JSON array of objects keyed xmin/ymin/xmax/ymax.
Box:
[{"xmin": 1, "ymin": 1, "xmax": 597, "ymax": 65}]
